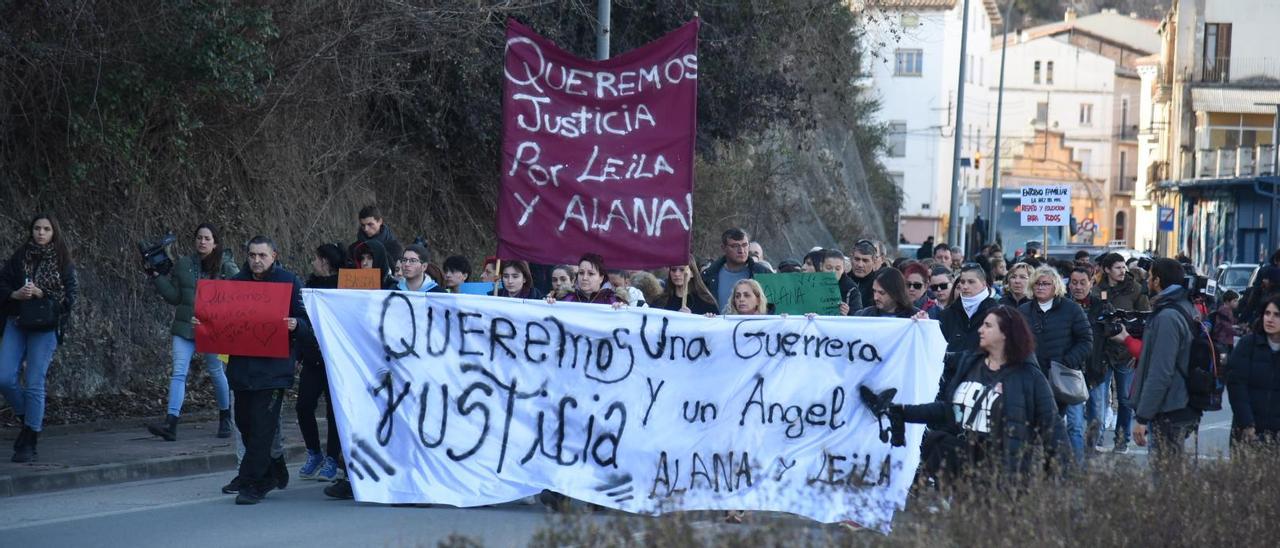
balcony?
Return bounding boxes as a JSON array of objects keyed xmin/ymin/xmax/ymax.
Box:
[
  {"xmin": 1201, "ymin": 56, "xmax": 1280, "ymax": 84},
  {"xmin": 1194, "ymin": 146, "xmax": 1278, "ymax": 178}
]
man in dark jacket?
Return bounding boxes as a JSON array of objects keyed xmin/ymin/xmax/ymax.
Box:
[
  {"xmin": 701, "ymin": 228, "xmax": 772, "ymax": 311},
  {"xmin": 225, "ymin": 236, "xmax": 310, "ymax": 504},
  {"xmin": 848, "ymin": 240, "xmax": 884, "ymax": 310},
  {"xmin": 351, "ymin": 205, "xmax": 402, "ymax": 266},
  {"xmin": 1133, "ymin": 258, "xmax": 1200, "ymax": 478},
  {"xmin": 1070, "ymin": 267, "xmax": 1119, "ymax": 452}
]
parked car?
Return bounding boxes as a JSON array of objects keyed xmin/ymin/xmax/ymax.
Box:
[
  {"xmin": 897, "ymin": 244, "xmax": 921, "ymax": 260},
  {"xmin": 1215, "ymin": 263, "xmax": 1259, "ymax": 297}
]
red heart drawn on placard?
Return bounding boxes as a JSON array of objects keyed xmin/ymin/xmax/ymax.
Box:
[{"xmin": 252, "ymin": 322, "xmax": 279, "ymax": 347}]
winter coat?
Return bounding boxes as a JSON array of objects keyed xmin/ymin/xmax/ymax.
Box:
[
  {"xmin": 915, "ymin": 295, "xmax": 942, "ymax": 320},
  {"xmin": 297, "ymin": 273, "xmax": 338, "ymax": 367},
  {"xmin": 700, "ymin": 256, "xmax": 772, "ymax": 308},
  {"xmin": 656, "ymin": 292, "xmax": 719, "ymax": 315},
  {"xmin": 396, "ymin": 276, "xmax": 443, "ymax": 293},
  {"xmin": 998, "ymin": 293, "xmax": 1029, "ymax": 309},
  {"xmin": 349, "ymin": 239, "xmax": 397, "ymax": 289},
  {"xmin": 152, "ymin": 249, "xmax": 238, "ymax": 340},
  {"xmin": 1133, "ymin": 285, "xmax": 1199, "ymax": 424},
  {"xmin": 937, "ymin": 296, "xmax": 999, "ymax": 354},
  {"xmin": 854, "ymin": 305, "xmax": 919, "ymax": 318},
  {"xmin": 560, "ymin": 288, "xmax": 620, "ymax": 305},
  {"xmin": 1227, "ymin": 334, "xmax": 1280, "ymax": 434},
  {"xmin": 351, "ymin": 223, "xmax": 402, "ymax": 270},
  {"xmin": 1095, "ymin": 275, "xmax": 1150, "ymax": 313},
  {"xmin": 903, "ymin": 351, "xmax": 1058, "ymax": 475},
  {"xmin": 0, "ymin": 244, "xmax": 79, "ymax": 333},
  {"xmin": 1018, "ymin": 297, "xmax": 1093, "ymax": 374},
  {"xmin": 497, "ymin": 285, "xmax": 545, "ymax": 300},
  {"xmin": 225, "ymin": 263, "xmax": 310, "ymax": 392},
  {"xmin": 838, "ymin": 274, "xmax": 863, "ymax": 312},
  {"xmin": 849, "ymin": 267, "xmax": 882, "ymax": 312},
  {"xmin": 1211, "ymin": 304, "xmax": 1238, "ymax": 349}
]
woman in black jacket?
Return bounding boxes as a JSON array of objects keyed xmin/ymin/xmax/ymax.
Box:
[
  {"xmin": 296, "ymin": 244, "xmax": 346, "ymax": 482},
  {"xmin": 999, "ymin": 262, "xmax": 1034, "ymax": 308},
  {"xmin": 875, "ymin": 305, "xmax": 1057, "ymax": 483},
  {"xmin": 938, "ymin": 262, "xmax": 999, "ymax": 353},
  {"xmin": 854, "ymin": 268, "xmax": 920, "ymax": 318},
  {"xmin": 655, "ymin": 254, "xmax": 718, "ymax": 315},
  {"xmin": 1018, "ymin": 265, "xmax": 1093, "ymax": 468},
  {"xmin": 0, "ymin": 214, "xmax": 78, "ymax": 463},
  {"xmin": 496, "ymin": 260, "xmax": 545, "ymax": 300},
  {"xmin": 1228, "ymin": 296, "xmax": 1280, "ymax": 445}
]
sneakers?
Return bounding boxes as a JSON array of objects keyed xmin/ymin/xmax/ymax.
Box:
[
  {"xmin": 316, "ymin": 456, "xmax": 341, "ymax": 481},
  {"xmin": 299, "ymin": 450, "xmax": 325, "ymax": 480},
  {"xmin": 222, "ymin": 476, "xmax": 243, "ymax": 494},
  {"xmin": 234, "ymin": 482, "xmax": 275, "ymax": 505},
  {"xmin": 1113, "ymin": 441, "xmax": 1130, "ymax": 454},
  {"xmin": 270, "ymin": 457, "xmax": 289, "ymax": 489},
  {"xmin": 217, "ymin": 410, "xmax": 233, "ymax": 439},
  {"xmin": 325, "ymin": 479, "xmax": 354, "ymax": 500}
]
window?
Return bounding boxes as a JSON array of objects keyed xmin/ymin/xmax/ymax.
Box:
[
  {"xmin": 1046, "ymin": 61, "xmax": 1054, "ymax": 85},
  {"xmin": 888, "ymin": 121, "xmax": 907, "ymax": 157},
  {"xmin": 895, "ymin": 49, "xmax": 923, "ymax": 76},
  {"xmin": 1034, "ymin": 61, "xmax": 1041, "ymax": 84},
  {"xmin": 1114, "ymin": 211, "xmax": 1127, "ymax": 243},
  {"xmin": 1203, "ymin": 23, "xmax": 1232, "ymax": 82},
  {"xmin": 1036, "ymin": 102, "xmax": 1049, "ymax": 124},
  {"xmin": 1121, "ymin": 96, "xmax": 1131, "ymax": 138},
  {"xmin": 1076, "ymin": 149, "xmax": 1092, "ymax": 173},
  {"xmin": 1079, "ymin": 103, "xmax": 1093, "ymax": 126}
]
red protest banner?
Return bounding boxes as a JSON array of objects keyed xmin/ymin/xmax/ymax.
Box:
[
  {"xmin": 194, "ymin": 280, "xmax": 292, "ymax": 358},
  {"xmin": 497, "ymin": 18, "xmax": 698, "ymax": 270}
]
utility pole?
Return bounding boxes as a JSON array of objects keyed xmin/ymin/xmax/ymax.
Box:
[
  {"xmin": 987, "ymin": 1, "xmax": 1011, "ymax": 250},
  {"xmin": 947, "ymin": 0, "xmax": 972, "ymax": 248},
  {"xmin": 596, "ymin": 0, "xmax": 611, "ymax": 61}
]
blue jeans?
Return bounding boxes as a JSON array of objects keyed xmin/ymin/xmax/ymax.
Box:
[
  {"xmin": 1064, "ymin": 402, "xmax": 1085, "ymax": 464},
  {"xmin": 1111, "ymin": 365, "xmax": 1135, "ymax": 443},
  {"xmin": 168, "ymin": 336, "xmax": 230, "ymax": 416},
  {"xmin": 1085, "ymin": 373, "xmax": 1112, "ymax": 445},
  {"xmin": 0, "ymin": 318, "xmax": 60, "ymax": 432}
]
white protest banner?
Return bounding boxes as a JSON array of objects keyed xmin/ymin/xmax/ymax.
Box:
[
  {"xmin": 1019, "ymin": 184, "xmax": 1071, "ymax": 226},
  {"xmin": 303, "ymin": 290, "xmax": 945, "ymax": 532}
]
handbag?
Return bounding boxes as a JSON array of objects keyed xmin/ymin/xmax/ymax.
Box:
[
  {"xmin": 1048, "ymin": 360, "xmax": 1088, "ymax": 405},
  {"xmin": 18, "ymin": 297, "xmax": 59, "ymax": 331}
]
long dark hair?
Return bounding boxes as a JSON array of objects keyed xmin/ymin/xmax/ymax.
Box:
[
  {"xmin": 658, "ymin": 254, "xmax": 717, "ymax": 309},
  {"xmin": 986, "ymin": 305, "xmax": 1036, "ymax": 364},
  {"xmin": 196, "ymin": 222, "xmax": 225, "ymax": 278},
  {"xmin": 874, "ymin": 268, "xmax": 914, "ymax": 313},
  {"xmin": 1252, "ymin": 295, "xmax": 1280, "ymax": 335},
  {"xmin": 28, "ymin": 213, "xmax": 72, "ymax": 270}
]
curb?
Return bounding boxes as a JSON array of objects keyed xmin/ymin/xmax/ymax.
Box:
[{"xmin": 0, "ymin": 442, "xmax": 309, "ymax": 498}]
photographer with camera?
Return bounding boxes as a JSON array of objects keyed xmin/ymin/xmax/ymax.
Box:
[
  {"xmin": 1019, "ymin": 266, "xmax": 1093, "ymax": 469},
  {"xmin": 1092, "ymin": 253, "xmax": 1150, "ymax": 453},
  {"xmin": 863, "ymin": 305, "xmax": 1057, "ymax": 485},
  {"xmin": 142, "ymin": 224, "xmax": 237, "ymax": 442},
  {"xmin": 0, "ymin": 214, "xmax": 78, "ymax": 463},
  {"xmin": 1132, "ymin": 258, "xmax": 1202, "ymax": 480}
]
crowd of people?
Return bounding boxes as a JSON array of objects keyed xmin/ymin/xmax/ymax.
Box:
[{"xmin": 1, "ymin": 207, "xmax": 1278, "ymax": 509}]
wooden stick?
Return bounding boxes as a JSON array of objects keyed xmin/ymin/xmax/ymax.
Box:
[{"xmin": 493, "ymin": 259, "xmax": 502, "ymax": 296}]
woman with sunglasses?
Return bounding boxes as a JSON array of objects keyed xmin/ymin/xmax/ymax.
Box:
[
  {"xmin": 938, "ymin": 263, "xmax": 999, "ymax": 355},
  {"xmin": 901, "ymin": 262, "xmax": 941, "ymax": 319},
  {"xmin": 855, "ymin": 268, "xmax": 920, "ymax": 318},
  {"xmin": 1017, "ymin": 266, "xmax": 1093, "ymax": 469},
  {"xmin": 999, "ymin": 262, "xmax": 1034, "ymax": 308}
]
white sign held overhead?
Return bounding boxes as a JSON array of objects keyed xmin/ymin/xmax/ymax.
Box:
[{"xmin": 1019, "ymin": 185, "xmax": 1071, "ymax": 226}]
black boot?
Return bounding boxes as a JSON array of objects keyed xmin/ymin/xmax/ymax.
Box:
[
  {"xmin": 146, "ymin": 414, "xmax": 179, "ymax": 442},
  {"xmin": 270, "ymin": 456, "xmax": 289, "ymax": 489},
  {"xmin": 11, "ymin": 427, "xmax": 36, "ymax": 463},
  {"xmin": 217, "ymin": 409, "xmax": 233, "ymax": 439}
]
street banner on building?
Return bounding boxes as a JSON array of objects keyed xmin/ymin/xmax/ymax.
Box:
[
  {"xmin": 496, "ymin": 18, "xmax": 699, "ymax": 269},
  {"xmin": 194, "ymin": 280, "xmax": 292, "ymax": 358},
  {"xmin": 1019, "ymin": 185, "xmax": 1071, "ymax": 226},
  {"xmin": 755, "ymin": 272, "xmax": 843, "ymax": 315},
  {"xmin": 1158, "ymin": 207, "xmax": 1175, "ymax": 232},
  {"xmin": 303, "ymin": 290, "xmax": 945, "ymax": 532}
]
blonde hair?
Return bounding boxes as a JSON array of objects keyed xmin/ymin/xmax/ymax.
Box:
[
  {"xmin": 724, "ymin": 279, "xmax": 768, "ymax": 315},
  {"xmin": 1031, "ymin": 266, "xmax": 1066, "ymax": 298},
  {"xmin": 1006, "ymin": 262, "xmax": 1035, "ymax": 280}
]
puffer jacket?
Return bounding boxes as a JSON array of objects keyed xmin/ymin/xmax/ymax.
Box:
[
  {"xmin": 1018, "ymin": 297, "xmax": 1093, "ymax": 374},
  {"xmin": 938, "ymin": 296, "xmax": 999, "ymax": 353},
  {"xmin": 153, "ymin": 249, "xmax": 238, "ymax": 340},
  {"xmin": 1227, "ymin": 334, "xmax": 1280, "ymax": 433},
  {"xmin": 226, "ymin": 263, "xmax": 310, "ymax": 391}
]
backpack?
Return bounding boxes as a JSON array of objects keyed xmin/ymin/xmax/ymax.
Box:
[{"xmin": 1178, "ymin": 311, "xmax": 1223, "ymax": 412}]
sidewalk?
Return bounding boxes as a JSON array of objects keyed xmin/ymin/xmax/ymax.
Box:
[{"xmin": 0, "ymin": 412, "xmax": 311, "ymax": 497}]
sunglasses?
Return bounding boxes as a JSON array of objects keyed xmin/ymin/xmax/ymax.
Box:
[
  {"xmin": 908, "ymin": 282, "xmax": 925, "ymax": 290},
  {"xmin": 930, "ymin": 283, "xmax": 950, "ymax": 291}
]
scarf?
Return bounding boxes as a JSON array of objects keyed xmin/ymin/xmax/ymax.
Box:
[
  {"xmin": 24, "ymin": 243, "xmax": 63, "ymax": 303},
  {"xmin": 961, "ymin": 290, "xmax": 989, "ymax": 318}
]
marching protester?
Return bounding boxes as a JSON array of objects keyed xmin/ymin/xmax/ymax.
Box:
[
  {"xmin": 917, "ymin": 236, "xmax": 934, "ymax": 260},
  {"xmin": 1019, "ymin": 266, "xmax": 1093, "ymax": 468},
  {"xmin": 607, "ymin": 269, "xmax": 647, "ymax": 307},
  {"xmin": 0, "ymin": 214, "xmax": 78, "ymax": 463},
  {"xmin": 441, "ymin": 255, "xmax": 471, "ymax": 293},
  {"xmin": 938, "ymin": 262, "xmax": 998, "ymax": 354},
  {"xmin": 818, "ymin": 248, "xmax": 858, "ymax": 314},
  {"xmin": 701, "ymin": 228, "xmax": 772, "ymax": 313},
  {"xmin": 397, "ymin": 244, "xmax": 442, "ymax": 293},
  {"xmin": 144, "ymin": 223, "xmax": 237, "ymax": 442},
  {"xmin": 849, "ymin": 240, "xmax": 885, "ymax": 309},
  {"xmin": 655, "ymin": 256, "xmax": 719, "ymax": 315},
  {"xmin": 496, "ymin": 260, "xmax": 544, "ymax": 299},
  {"xmin": 481, "ymin": 256, "xmax": 499, "ymax": 283},
  {"xmin": 999, "ymin": 262, "xmax": 1034, "ymax": 308},
  {"xmin": 630, "ymin": 272, "xmax": 663, "ymax": 306},
  {"xmin": 350, "ymin": 206, "xmax": 402, "ymax": 267},
  {"xmin": 901, "ymin": 262, "xmax": 941, "ymax": 319},
  {"xmin": 1212, "ymin": 290, "xmax": 1240, "ymax": 360},
  {"xmin": 549, "ymin": 265, "xmax": 575, "ymax": 299},
  {"xmin": 802, "ymin": 249, "xmax": 824, "ymax": 273},
  {"xmin": 872, "ymin": 305, "xmax": 1057, "ymax": 484},
  {"xmin": 855, "ymin": 268, "xmax": 919, "ymax": 318},
  {"xmin": 932, "ymin": 243, "xmax": 952, "ymax": 267},
  {"xmin": 1228, "ymin": 295, "xmax": 1280, "ymax": 445},
  {"xmin": 725, "ymin": 279, "xmax": 769, "ymax": 315},
  {"xmin": 218, "ymin": 236, "xmax": 309, "ymax": 504},
  {"xmin": 1070, "ymin": 267, "xmax": 1115, "ymax": 452},
  {"xmin": 296, "ymin": 244, "xmax": 345, "ymax": 483},
  {"xmin": 747, "ymin": 242, "xmax": 773, "ymax": 272},
  {"xmin": 929, "ymin": 266, "xmax": 955, "ymax": 311},
  {"xmin": 351, "ymin": 238, "xmax": 397, "ymax": 289},
  {"xmin": 550, "ymin": 253, "xmax": 621, "ymax": 306},
  {"xmin": 1132, "ymin": 258, "xmax": 1201, "ymax": 479}
]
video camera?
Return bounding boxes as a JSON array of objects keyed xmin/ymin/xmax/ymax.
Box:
[
  {"xmin": 1096, "ymin": 309, "xmax": 1152, "ymax": 339},
  {"xmin": 138, "ymin": 232, "xmax": 177, "ymax": 276}
]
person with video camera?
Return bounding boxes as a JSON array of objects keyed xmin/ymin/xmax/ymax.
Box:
[
  {"xmin": 865, "ymin": 305, "xmax": 1057, "ymax": 485},
  {"xmin": 0, "ymin": 214, "xmax": 78, "ymax": 463},
  {"xmin": 143, "ymin": 223, "xmax": 238, "ymax": 442},
  {"xmin": 1132, "ymin": 257, "xmax": 1201, "ymax": 479}
]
